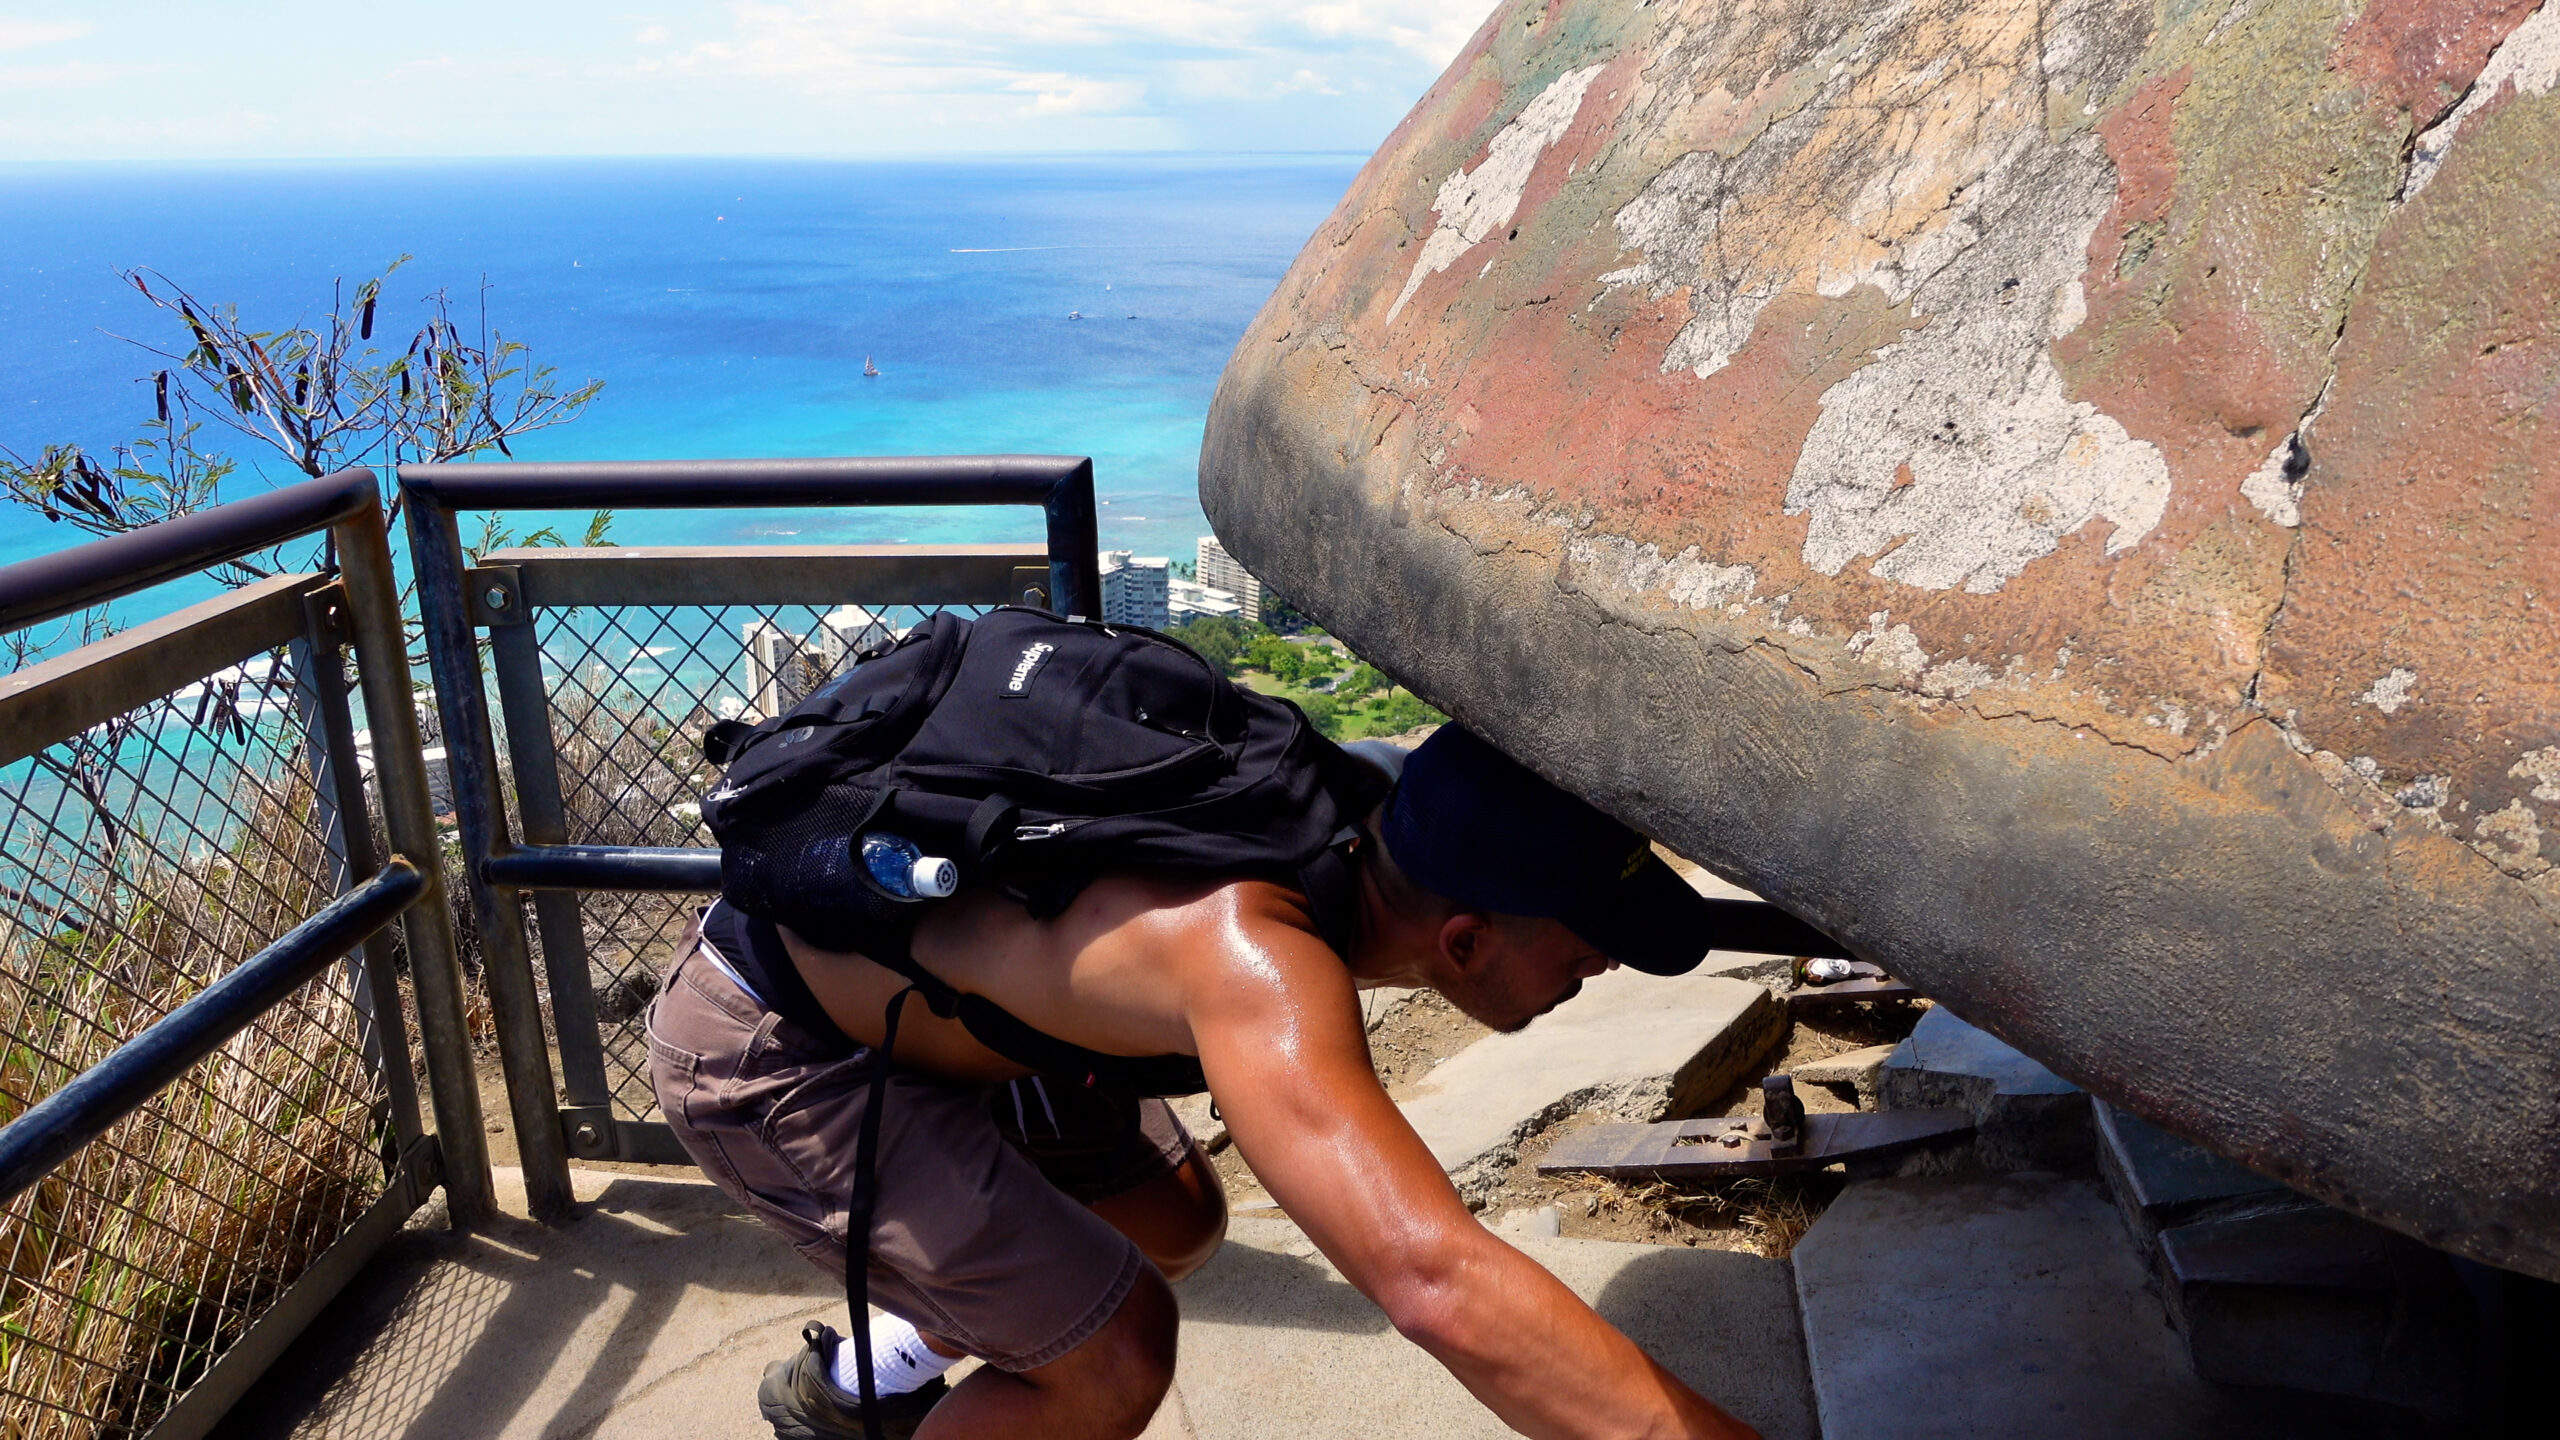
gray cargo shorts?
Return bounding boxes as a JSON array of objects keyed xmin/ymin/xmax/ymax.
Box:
[{"xmin": 645, "ymin": 937, "xmax": 1198, "ymax": 1371}]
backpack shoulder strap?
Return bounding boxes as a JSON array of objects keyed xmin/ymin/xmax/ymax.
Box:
[{"xmin": 1295, "ymin": 826, "xmax": 1367, "ymax": 963}]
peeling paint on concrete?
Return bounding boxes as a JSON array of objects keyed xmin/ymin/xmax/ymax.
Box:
[
  {"xmin": 1387, "ymin": 64, "xmax": 1607, "ymax": 324},
  {"xmin": 2403, "ymin": 0, "xmax": 2560, "ymax": 202},
  {"xmin": 2360, "ymin": 667, "xmax": 2419, "ymax": 716}
]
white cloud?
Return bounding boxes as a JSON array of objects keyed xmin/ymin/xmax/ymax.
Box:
[
  {"xmin": 0, "ymin": 0, "xmax": 1481, "ymax": 158},
  {"xmin": 0, "ymin": 19, "xmax": 90, "ymax": 52},
  {"xmin": 654, "ymin": 0, "xmax": 1483, "ymax": 102},
  {"xmin": 1008, "ymin": 72, "xmax": 1146, "ymax": 116}
]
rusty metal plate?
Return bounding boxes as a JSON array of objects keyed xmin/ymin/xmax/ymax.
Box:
[{"xmin": 1539, "ymin": 1109, "xmax": 1976, "ymax": 1181}]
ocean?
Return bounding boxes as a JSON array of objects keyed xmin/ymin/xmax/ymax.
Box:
[{"xmin": 0, "ymin": 155, "xmax": 1362, "ymax": 622}]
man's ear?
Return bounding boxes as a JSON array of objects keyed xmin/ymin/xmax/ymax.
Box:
[{"xmin": 1437, "ymin": 912, "xmax": 1496, "ymax": 974}]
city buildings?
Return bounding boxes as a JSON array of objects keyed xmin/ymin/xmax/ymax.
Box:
[
  {"xmin": 1099, "ymin": 550, "xmax": 1171, "ymax": 630},
  {"xmin": 1167, "ymin": 576, "xmax": 1243, "ymax": 622},
  {"xmin": 1195, "ymin": 536, "xmax": 1271, "ymax": 622},
  {"xmin": 742, "ymin": 604, "xmax": 893, "ymax": 716}
]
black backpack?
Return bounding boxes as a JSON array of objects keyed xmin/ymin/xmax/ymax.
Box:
[{"xmin": 701, "ymin": 606, "xmax": 1388, "ymax": 952}]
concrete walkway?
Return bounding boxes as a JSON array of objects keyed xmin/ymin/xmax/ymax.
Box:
[{"xmin": 218, "ymin": 1169, "xmax": 1813, "ymax": 1440}]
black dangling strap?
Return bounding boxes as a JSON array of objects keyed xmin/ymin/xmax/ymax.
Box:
[{"xmin": 845, "ymin": 983, "xmax": 913, "ymax": 1440}]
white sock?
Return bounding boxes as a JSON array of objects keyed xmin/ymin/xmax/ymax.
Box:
[{"xmin": 832, "ymin": 1314, "xmax": 959, "ymax": 1398}]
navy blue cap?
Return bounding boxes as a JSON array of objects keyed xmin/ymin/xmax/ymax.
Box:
[{"xmin": 1377, "ymin": 725, "xmax": 1717, "ymax": 975}]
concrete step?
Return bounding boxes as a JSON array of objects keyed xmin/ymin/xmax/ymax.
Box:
[
  {"xmin": 1792, "ymin": 1174, "xmax": 2266, "ymax": 1440},
  {"xmin": 1393, "ymin": 967, "xmax": 1783, "ymax": 1203},
  {"xmin": 2095, "ymin": 1101, "xmax": 2479, "ymax": 1422},
  {"xmin": 1875, "ymin": 1006, "xmax": 2091, "ymax": 1173},
  {"xmin": 1174, "ymin": 1215, "xmax": 1815, "ymax": 1440}
]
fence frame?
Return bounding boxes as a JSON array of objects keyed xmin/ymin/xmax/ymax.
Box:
[
  {"xmin": 0, "ymin": 467, "xmax": 491, "ymax": 1439},
  {"xmin": 399, "ymin": 456, "xmax": 1102, "ymax": 1218}
]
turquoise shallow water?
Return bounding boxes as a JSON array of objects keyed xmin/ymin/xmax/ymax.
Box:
[{"xmin": 0, "ymin": 155, "xmax": 1360, "ymax": 623}]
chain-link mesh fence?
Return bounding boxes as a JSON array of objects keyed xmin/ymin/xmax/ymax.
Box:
[
  {"xmin": 0, "ymin": 638, "xmax": 397, "ymax": 1439},
  {"xmin": 515, "ymin": 600, "xmax": 993, "ymax": 1125}
]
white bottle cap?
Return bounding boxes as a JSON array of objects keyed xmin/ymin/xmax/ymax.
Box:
[{"xmin": 910, "ymin": 855, "xmax": 958, "ymax": 899}]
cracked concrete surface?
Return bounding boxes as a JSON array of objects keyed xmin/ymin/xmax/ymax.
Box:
[{"xmin": 1202, "ymin": 0, "xmax": 2560, "ymax": 1278}]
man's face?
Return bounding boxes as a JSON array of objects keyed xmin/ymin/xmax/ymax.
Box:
[{"xmin": 1438, "ymin": 914, "xmax": 1614, "ymax": 1033}]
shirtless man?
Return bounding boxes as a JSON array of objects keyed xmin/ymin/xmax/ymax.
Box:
[{"xmin": 647, "ymin": 724, "xmax": 1765, "ymax": 1440}]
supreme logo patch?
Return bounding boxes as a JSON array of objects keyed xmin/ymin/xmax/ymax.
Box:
[{"xmin": 1000, "ymin": 641, "xmax": 1058, "ymax": 698}]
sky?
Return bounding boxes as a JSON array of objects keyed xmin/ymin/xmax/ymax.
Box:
[{"xmin": 0, "ymin": 1, "xmax": 1490, "ymax": 159}]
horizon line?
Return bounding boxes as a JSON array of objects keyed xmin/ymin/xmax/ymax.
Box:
[{"xmin": 0, "ymin": 148, "xmax": 1377, "ymax": 171}]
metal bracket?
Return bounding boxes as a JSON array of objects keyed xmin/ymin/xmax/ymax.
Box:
[
  {"xmin": 400, "ymin": 1131, "xmax": 446, "ymax": 1202},
  {"xmin": 298, "ymin": 581, "xmax": 353, "ymax": 651},
  {"xmin": 560, "ymin": 1103, "xmax": 615, "ymax": 1160},
  {"xmin": 464, "ymin": 564, "xmax": 530, "ymax": 627},
  {"xmin": 1009, "ymin": 565, "xmax": 1052, "ymax": 612}
]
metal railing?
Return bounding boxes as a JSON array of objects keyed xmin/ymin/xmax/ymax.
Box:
[
  {"xmin": 0, "ymin": 469, "xmax": 487, "ymax": 1440},
  {"xmin": 401, "ymin": 456, "xmax": 1101, "ymax": 1219}
]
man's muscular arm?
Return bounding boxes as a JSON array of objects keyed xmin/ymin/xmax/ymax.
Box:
[{"xmin": 1182, "ymin": 887, "xmax": 1758, "ymax": 1440}]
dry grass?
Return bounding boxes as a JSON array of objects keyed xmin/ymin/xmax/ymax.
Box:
[
  {"xmin": 1580, "ymin": 1174, "xmax": 1845, "ymax": 1260},
  {"xmin": 0, "ymin": 763, "xmax": 385, "ymax": 1438}
]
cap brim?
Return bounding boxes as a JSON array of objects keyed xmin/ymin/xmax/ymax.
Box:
[{"xmin": 1558, "ymin": 854, "xmax": 1720, "ymax": 975}]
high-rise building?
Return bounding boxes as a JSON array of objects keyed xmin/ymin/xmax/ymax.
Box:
[
  {"xmin": 1195, "ymin": 536, "xmax": 1270, "ymax": 622},
  {"xmin": 742, "ymin": 605, "xmax": 897, "ymax": 716},
  {"xmin": 742, "ymin": 619, "xmax": 830, "ymax": 718},
  {"xmin": 1099, "ymin": 550, "xmax": 1170, "ymax": 630}
]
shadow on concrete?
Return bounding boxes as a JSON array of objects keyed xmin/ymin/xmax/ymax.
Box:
[
  {"xmin": 1171, "ymin": 1236, "xmax": 1393, "ymax": 1336},
  {"xmin": 213, "ymin": 1171, "xmax": 834, "ymax": 1440},
  {"xmin": 1583, "ymin": 1246, "xmax": 1817, "ymax": 1440}
]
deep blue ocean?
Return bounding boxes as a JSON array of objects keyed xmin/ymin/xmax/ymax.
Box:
[{"xmin": 0, "ymin": 155, "xmax": 1361, "ymax": 624}]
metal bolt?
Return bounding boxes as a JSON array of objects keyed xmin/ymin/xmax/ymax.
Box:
[
  {"xmin": 572, "ymin": 1121, "xmax": 602, "ymax": 1151},
  {"xmin": 483, "ymin": 585, "xmax": 511, "ymax": 611}
]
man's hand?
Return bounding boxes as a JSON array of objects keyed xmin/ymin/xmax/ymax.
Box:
[{"xmin": 1183, "ymin": 886, "xmax": 1761, "ymax": 1440}]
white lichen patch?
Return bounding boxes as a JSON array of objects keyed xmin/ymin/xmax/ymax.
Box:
[
  {"xmin": 1387, "ymin": 64, "xmax": 1607, "ymax": 324},
  {"xmin": 2474, "ymin": 799, "xmax": 2551, "ymax": 876},
  {"xmin": 2396, "ymin": 774, "xmax": 2448, "ymax": 812},
  {"xmin": 2403, "ymin": 1, "xmax": 2560, "ymax": 203},
  {"xmin": 2360, "ymin": 668, "xmax": 2419, "ymax": 716},
  {"xmin": 2239, "ymin": 434, "xmax": 2305, "ymax": 527},
  {"xmin": 1921, "ymin": 657, "xmax": 1997, "ymax": 698},
  {"xmin": 1846, "ymin": 612, "xmax": 1929, "ymax": 681},
  {"xmin": 1563, "ymin": 534, "xmax": 1758, "ymax": 610},
  {"xmin": 2509, "ymin": 746, "xmax": 2560, "ymax": 802}
]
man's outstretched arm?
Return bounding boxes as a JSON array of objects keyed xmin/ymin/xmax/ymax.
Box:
[{"xmin": 1184, "ymin": 900, "xmax": 1759, "ymax": 1440}]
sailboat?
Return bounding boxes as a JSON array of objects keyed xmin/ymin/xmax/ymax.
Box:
[{"xmin": 862, "ymin": 356, "xmax": 880, "ymax": 378}]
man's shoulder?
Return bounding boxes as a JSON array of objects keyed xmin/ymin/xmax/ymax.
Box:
[{"xmin": 1079, "ymin": 868, "xmax": 1322, "ymax": 938}]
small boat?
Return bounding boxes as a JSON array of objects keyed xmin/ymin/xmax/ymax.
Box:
[
  {"xmin": 1069, "ymin": 310, "xmax": 1084, "ymax": 321},
  {"xmin": 862, "ymin": 356, "xmax": 880, "ymax": 377}
]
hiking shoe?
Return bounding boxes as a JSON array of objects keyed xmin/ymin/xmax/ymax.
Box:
[{"xmin": 758, "ymin": 1321, "xmax": 949, "ymax": 1440}]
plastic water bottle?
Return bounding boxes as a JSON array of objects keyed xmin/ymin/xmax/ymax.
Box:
[{"xmin": 861, "ymin": 832, "xmax": 958, "ymax": 899}]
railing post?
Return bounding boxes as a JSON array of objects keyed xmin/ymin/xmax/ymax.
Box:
[
  {"xmin": 1042, "ymin": 458, "xmax": 1104, "ymax": 619},
  {"xmin": 480, "ymin": 568, "xmax": 617, "ymax": 1159},
  {"xmin": 398, "ymin": 478, "xmax": 577, "ymax": 1222},
  {"xmin": 332, "ymin": 495, "xmax": 497, "ymax": 1225},
  {"xmin": 291, "ymin": 589, "xmax": 427, "ymax": 1159}
]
